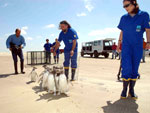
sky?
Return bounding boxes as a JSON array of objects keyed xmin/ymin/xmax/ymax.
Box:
[{"xmin": 0, "ymin": 0, "xmax": 150, "ymax": 52}]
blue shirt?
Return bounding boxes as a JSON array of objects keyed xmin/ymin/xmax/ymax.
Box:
[
  {"xmin": 6, "ymin": 34, "xmax": 26, "ymax": 48},
  {"xmin": 44, "ymin": 43, "xmax": 52, "ymax": 52},
  {"xmin": 53, "ymin": 42, "xmax": 60, "ymax": 53},
  {"xmin": 58, "ymin": 28, "xmax": 78, "ymax": 52},
  {"xmin": 118, "ymin": 10, "xmax": 150, "ymax": 47}
]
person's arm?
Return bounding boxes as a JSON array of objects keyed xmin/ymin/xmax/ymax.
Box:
[
  {"xmin": 20, "ymin": 36, "xmax": 26, "ymax": 49},
  {"xmin": 143, "ymin": 12, "xmax": 150, "ymax": 49},
  {"xmin": 70, "ymin": 30, "xmax": 79, "ymax": 57},
  {"xmin": 70, "ymin": 39, "xmax": 77, "ymax": 57},
  {"xmin": 6, "ymin": 36, "xmax": 12, "ymax": 51},
  {"xmin": 146, "ymin": 29, "xmax": 150, "ymax": 49},
  {"xmin": 43, "ymin": 44, "xmax": 46, "ymax": 51},
  {"xmin": 117, "ymin": 31, "xmax": 123, "ymax": 52},
  {"xmin": 54, "ymin": 41, "xmax": 60, "ymax": 52}
]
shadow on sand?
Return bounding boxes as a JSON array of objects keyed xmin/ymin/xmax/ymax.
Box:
[
  {"xmin": 0, "ymin": 73, "xmax": 16, "ymax": 78},
  {"xmin": 32, "ymin": 85, "xmax": 69, "ymax": 102},
  {"xmin": 102, "ymin": 99, "xmax": 139, "ymax": 113},
  {"xmin": 36, "ymin": 93, "xmax": 69, "ymax": 102},
  {"xmin": 32, "ymin": 85, "xmax": 45, "ymax": 94}
]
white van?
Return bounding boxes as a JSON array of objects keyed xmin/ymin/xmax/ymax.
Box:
[{"xmin": 81, "ymin": 38, "xmax": 115, "ymax": 58}]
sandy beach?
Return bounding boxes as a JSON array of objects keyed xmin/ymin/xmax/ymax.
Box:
[{"xmin": 0, "ymin": 53, "xmax": 150, "ymax": 113}]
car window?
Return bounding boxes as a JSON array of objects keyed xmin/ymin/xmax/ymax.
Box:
[
  {"xmin": 104, "ymin": 42, "xmax": 110, "ymax": 46},
  {"xmin": 94, "ymin": 41, "xmax": 98, "ymax": 46},
  {"xmin": 98, "ymin": 41, "xmax": 101, "ymax": 45}
]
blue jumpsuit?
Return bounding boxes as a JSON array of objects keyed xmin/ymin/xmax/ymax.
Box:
[
  {"xmin": 118, "ymin": 10, "xmax": 150, "ymax": 81},
  {"xmin": 58, "ymin": 28, "xmax": 78, "ymax": 69}
]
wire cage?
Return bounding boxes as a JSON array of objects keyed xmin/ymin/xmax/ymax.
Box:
[{"xmin": 27, "ymin": 51, "xmax": 51, "ymax": 65}]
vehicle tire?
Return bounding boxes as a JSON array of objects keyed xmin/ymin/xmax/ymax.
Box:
[
  {"xmin": 94, "ymin": 51, "xmax": 99, "ymax": 58},
  {"xmin": 104, "ymin": 53, "xmax": 109, "ymax": 58},
  {"xmin": 81, "ymin": 52, "xmax": 84, "ymax": 57},
  {"xmin": 90, "ymin": 54, "xmax": 93, "ymax": 58}
]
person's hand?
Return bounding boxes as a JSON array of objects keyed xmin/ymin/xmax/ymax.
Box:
[
  {"xmin": 117, "ymin": 46, "xmax": 120, "ymax": 52},
  {"xmin": 70, "ymin": 50, "xmax": 74, "ymax": 57},
  {"xmin": 19, "ymin": 46, "xmax": 23, "ymax": 49},
  {"xmin": 146, "ymin": 43, "xmax": 150, "ymax": 49},
  {"xmin": 9, "ymin": 48, "xmax": 12, "ymax": 51}
]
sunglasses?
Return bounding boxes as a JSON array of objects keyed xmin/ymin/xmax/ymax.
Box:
[{"xmin": 123, "ymin": 3, "xmax": 131, "ymax": 8}]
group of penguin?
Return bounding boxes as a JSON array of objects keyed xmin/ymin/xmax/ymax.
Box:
[{"xmin": 28, "ymin": 65, "xmax": 69, "ymax": 96}]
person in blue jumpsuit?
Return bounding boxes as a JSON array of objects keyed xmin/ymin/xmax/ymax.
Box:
[
  {"xmin": 44, "ymin": 39, "xmax": 53, "ymax": 64},
  {"xmin": 117, "ymin": 0, "xmax": 150, "ymax": 100},
  {"xmin": 6, "ymin": 29, "xmax": 26, "ymax": 74},
  {"xmin": 52, "ymin": 38, "xmax": 60, "ymax": 64},
  {"xmin": 54, "ymin": 20, "xmax": 78, "ymax": 81}
]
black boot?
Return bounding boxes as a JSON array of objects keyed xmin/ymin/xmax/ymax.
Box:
[
  {"xmin": 128, "ymin": 80, "xmax": 138, "ymax": 100},
  {"xmin": 54, "ymin": 59, "xmax": 56, "ymax": 64},
  {"xmin": 121, "ymin": 80, "xmax": 129, "ymax": 99},
  {"xmin": 14, "ymin": 62, "xmax": 18, "ymax": 74},
  {"xmin": 65, "ymin": 69, "xmax": 69, "ymax": 80},
  {"xmin": 57, "ymin": 58, "xmax": 59, "ymax": 64},
  {"xmin": 21, "ymin": 61, "xmax": 25, "ymax": 74},
  {"xmin": 71, "ymin": 69, "xmax": 76, "ymax": 81}
]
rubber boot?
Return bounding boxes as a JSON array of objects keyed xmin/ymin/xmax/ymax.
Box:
[
  {"xmin": 128, "ymin": 80, "xmax": 138, "ymax": 100},
  {"xmin": 70, "ymin": 69, "xmax": 76, "ymax": 81},
  {"xmin": 21, "ymin": 61, "xmax": 25, "ymax": 74},
  {"xmin": 121, "ymin": 80, "xmax": 129, "ymax": 99},
  {"xmin": 54, "ymin": 59, "xmax": 56, "ymax": 64},
  {"xmin": 14, "ymin": 62, "xmax": 18, "ymax": 74},
  {"xmin": 65, "ymin": 69, "xmax": 69, "ymax": 81}
]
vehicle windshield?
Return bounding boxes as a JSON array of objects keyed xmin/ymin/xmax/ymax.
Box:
[{"xmin": 104, "ymin": 41, "xmax": 112, "ymax": 46}]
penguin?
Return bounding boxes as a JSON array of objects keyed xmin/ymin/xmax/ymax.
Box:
[
  {"xmin": 47, "ymin": 67, "xmax": 56, "ymax": 95},
  {"xmin": 41, "ymin": 67, "xmax": 50, "ymax": 90},
  {"xmin": 56, "ymin": 66, "xmax": 69, "ymax": 95},
  {"xmin": 38, "ymin": 65, "xmax": 48, "ymax": 83},
  {"xmin": 28, "ymin": 67, "xmax": 38, "ymax": 82}
]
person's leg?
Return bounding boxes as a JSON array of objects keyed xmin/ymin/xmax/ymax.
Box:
[
  {"xmin": 11, "ymin": 51, "xmax": 18, "ymax": 74},
  {"xmin": 63, "ymin": 52, "xmax": 70, "ymax": 80},
  {"xmin": 71, "ymin": 52, "xmax": 78, "ymax": 81},
  {"xmin": 56, "ymin": 53, "xmax": 59, "ymax": 64},
  {"xmin": 115, "ymin": 50, "xmax": 117, "ymax": 59},
  {"xmin": 45, "ymin": 51, "xmax": 48, "ymax": 63},
  {"xmin": 112, "ymin": 50, "xmax": 114, "ymax": 59},
  {"xmin": 129, "ymin": 46, "xmax": 143, "ymax": 100},
  {"xmin": 142, "ymin": 49, "xmax": 145, "ymax": 62},
  {"xmin": 18, "ymin": 49, "xmax": 25, "ymax": 74},
  {"xmin": 54, "ymin": 56, "xmax": 56, "ymax": 64},
  {"xmin": 49, "ymin": 52, "xmax": 51, "ymax": 64},
  {"xmin": 121, "ymin": 45, "xmax": 132, "ymax": 98}
]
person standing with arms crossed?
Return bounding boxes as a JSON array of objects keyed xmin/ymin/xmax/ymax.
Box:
[
  {"xmin": 117, "ymin": 0, "xmax": 150, "ymax": 100},
  {"xmin": 6, "ymin": 29, "xmax": 26, "ymax": 74},
  {"xmin": 54, "ymin": 20, "xmax": 78, "ymax": 81}
]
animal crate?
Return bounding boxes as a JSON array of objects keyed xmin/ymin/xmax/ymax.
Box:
[{"xmin": 27, "ymin": 51, "xmax": 51, "ymax": 65}]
